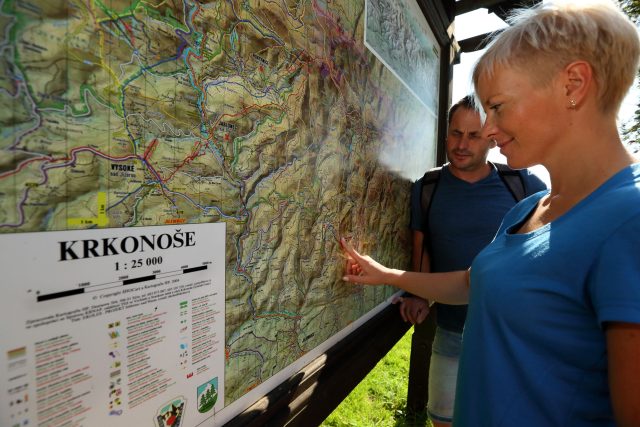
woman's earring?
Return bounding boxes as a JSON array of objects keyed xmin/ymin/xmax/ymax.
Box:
[{"xmin": 568, "ymin": 99, "xmax": 577, "ymax": 109}]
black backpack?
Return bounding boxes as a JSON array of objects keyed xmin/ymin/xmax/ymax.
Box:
[{"xmin": 419, "ymin": 162, "xmax": 526, "ymax": 236}]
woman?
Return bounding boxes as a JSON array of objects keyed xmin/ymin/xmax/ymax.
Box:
[{"xmin": 341, "ymin": 1, "xmax": 640, "ymax": 425}]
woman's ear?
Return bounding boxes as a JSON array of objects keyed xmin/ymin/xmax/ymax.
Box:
[{"xmin": 563, "ymin": 61, "xmax": 594, "ymax": 110}]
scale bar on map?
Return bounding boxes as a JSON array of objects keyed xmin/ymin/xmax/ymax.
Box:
[
  {"xmin": 37, "ymin": 265, "xmax": 209, "ymax": 302},
  {"xmin": 37, "ymin": 288, "xmax": 85, "ymax": 302},
  {"xmin": 123, "ymin": 275, "xmax": 156, "ymax": 285}
]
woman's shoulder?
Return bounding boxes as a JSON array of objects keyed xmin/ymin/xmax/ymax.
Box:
[
  {"xmin": 594, "ymin": 163, "xmax": 640, "ymax": 208},
  {"xmin": 574, "ymin": 163, "xmax": 640, "ymax": 230}
]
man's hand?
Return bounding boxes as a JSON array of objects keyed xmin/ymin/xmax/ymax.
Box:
[{"xmin": 393, "ymin": 296, "xmax": 429, "ymax": 324}]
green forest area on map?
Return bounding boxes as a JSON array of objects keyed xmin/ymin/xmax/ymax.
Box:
[{"xmin": 0, "ymin": 0, "xmax": 437, "ymax": 404}]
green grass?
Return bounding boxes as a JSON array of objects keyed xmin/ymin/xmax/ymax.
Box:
[{"xmin": 321, "ymin": 328, "xmax": 432, "ymax": 427}]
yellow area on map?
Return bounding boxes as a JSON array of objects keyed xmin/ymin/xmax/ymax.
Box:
[{"xmin": 67, "ymin": 192, "xmax": 108, "ymax": 227}]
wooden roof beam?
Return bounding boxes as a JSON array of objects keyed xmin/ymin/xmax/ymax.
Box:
[
  {"xmin": 455, "ymin": 0, "xmax": 508, "ymax": 16},
  {"xmin": 455, "ymin": 0, "xmax": 541, "ymax": 18}
]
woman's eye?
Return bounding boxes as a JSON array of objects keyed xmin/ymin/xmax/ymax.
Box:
[{"xmin": 490, "ymin": 104, "xmax": 501, "ymax": 112}]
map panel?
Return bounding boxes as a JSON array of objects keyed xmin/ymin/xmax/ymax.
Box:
[{"xmin": 0, "ymin": 0, "xmax": 438, "ymax": 417}]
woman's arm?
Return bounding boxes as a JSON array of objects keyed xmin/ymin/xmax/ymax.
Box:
[
  {"xmin": 607, "ymin": 322, "xmax": 640, "ymax": 426},
  {"xmin": 341, "ymin": 238, "xmax": 470, "ymax": 305}
]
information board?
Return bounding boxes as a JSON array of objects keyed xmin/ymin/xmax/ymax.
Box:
[
  {"xmin": 0, "ymin": 0, "xmax": 440, "ymax": 424},
  {"xmin": 1, "ymin": 224, "xmax": 225, "ymax": 427}
]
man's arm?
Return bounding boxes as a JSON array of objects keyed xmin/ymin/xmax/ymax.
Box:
[
  {"xmin": 412, "ymin": 230, "xmax": 430, "ymax": 273},
  {"xmin": 396, "ymin": 230, "xmax": 431, "ymax": 324},
  {"xmin": 399, "ymin": 178, "xmax": 433, "ymax": 324}
]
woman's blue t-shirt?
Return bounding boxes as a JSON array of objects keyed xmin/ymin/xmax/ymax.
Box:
[{"xmin": 455, "ymin": 163, "xmax": 640, "ymax": 426}]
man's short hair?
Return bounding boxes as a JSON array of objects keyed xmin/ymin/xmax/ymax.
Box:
[{"xmin": 448, "ymin": 95, "xmax": 476, "ymax": 126}]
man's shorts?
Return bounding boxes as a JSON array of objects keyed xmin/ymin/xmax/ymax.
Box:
[{"xmin": 427, "ymin": 326, "xmax": 463, "ymax": 424}]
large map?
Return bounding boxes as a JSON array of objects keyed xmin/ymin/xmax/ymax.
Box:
[{"xmin": 0, "ymin": 0, "xmax": 438, "ymax": 419}]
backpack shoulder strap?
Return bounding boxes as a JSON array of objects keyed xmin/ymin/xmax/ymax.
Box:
[
  {"xmin": 418, "ymin": 166, "xmax": 442, "ymax": 261},
  {"xmin": 493, "ymin": 162, "xmax": 526, "ymax": 202},
  {"xmin": 420, "ymin": 166, "xmax": 443, "ymax": 229}
]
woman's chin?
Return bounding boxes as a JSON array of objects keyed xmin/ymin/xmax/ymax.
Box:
[
  {"xmin": 502, "ymin": 153, "xmax": 523, "ymax": 170},
  {"xmin": 504, "ymin": 156, "xmax": 537, "ymax": 170}
]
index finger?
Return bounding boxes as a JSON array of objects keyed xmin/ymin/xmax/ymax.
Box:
[{"xmin": 340, "ymin": 237, "xmax": 362, "ymax": 261}]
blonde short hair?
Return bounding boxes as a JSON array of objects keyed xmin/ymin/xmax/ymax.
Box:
[{"xmin": 473, "ymin": 0, "xmax": 640, "ymax": 114}]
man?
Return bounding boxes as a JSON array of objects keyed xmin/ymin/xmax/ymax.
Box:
[{"xmin": 397, "ymin": 95, "xmax": 547, "ymax": 426}]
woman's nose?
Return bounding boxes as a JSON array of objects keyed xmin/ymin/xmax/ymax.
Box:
[{"xmin": 480, "ymin": 117, "xmax": 498, "ymax": 141}]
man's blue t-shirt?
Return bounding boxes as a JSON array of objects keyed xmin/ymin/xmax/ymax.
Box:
[
  {"xmin": 410, "ymin": 164, "xmax": 546, "ymax": 332},
  {"xmin": 455, "ymin": 163, "xmax": 640, "ymax": 426}
]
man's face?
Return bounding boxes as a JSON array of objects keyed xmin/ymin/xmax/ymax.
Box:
[{"xmin": 445, "ymin": 107, "xmax": 495, "ymax": 172}]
